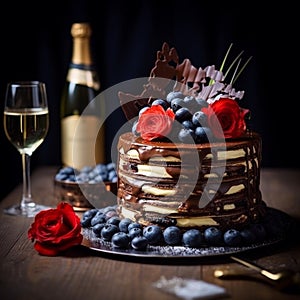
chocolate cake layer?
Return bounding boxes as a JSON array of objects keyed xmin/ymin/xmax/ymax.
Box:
[{"xmin": 117, "ymin": 132, "xmax": 266, "ymax": 230}]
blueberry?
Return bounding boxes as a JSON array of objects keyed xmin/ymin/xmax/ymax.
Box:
[
  {"xmin": 223, "ymin": 229, "xmax": 242, "ymax": 246},
  {"xmin": 170, "ymin": 98, "xmax": 184, "ymax": 112},
  {"xmin": 108, "ymin": 170, "xmax": 117, "ymax": 181},
  {"xmin": 182, "ymin": 229, "xmax": 203, "ymax": 248},
  {"xmin": 195, "ymin": 127, "xmax": 212, "ymax": 143},
  {"xmin": 81, "ymin": 216, "xmax": 94, "ymax": 228},
  {"xmin": 128, "ymin": 227, "xmax": 143, "ymax": 239},
  {"xmin": 240, "ymin": 228, "xmax": 257, "ymax": 245},
  {"xmin": 118, "ymin": 218, "xmax": 133, "ymax": 233},
  {"xmin": 101, "ymin": 224, "xmax": 120, "ymax": 241},
  {"xmin": 59, "ymin": 166, "xmax": 75, "ymax": 175},
  {"xmin": 131, "ymin": 236, "xmax": 149, "ymax": 250},
  {"xmin": 163, "ymin": 226, "xmax": 182, "ymax": 245},
  {"xmin": 178, "ymin": 128, "xmax": 196, "ymax": 143},
  {"xmin": 111, "ymin": 176, "xmax": 118, "ymax": 183},
  {"xmin": 192, "ymin": 111, "xmax": 207, "ymax": 126},
  {"xmin": 204, "ymin": 227, "xmax": 223, "ymax": 246},
  {"xmin": 81, "ymin": 208, "xmax": 100, "ymax": 227},
  {"xmin": 55, "ymin": 173, "xmax": 68, "ymax": 181},
  {"xmin": 151, "ymin": 99, "xmax": 169, "ymax": 110},
  {"xmin": 106, "ymin": 216, "xmax": 121, "ymax": 226},
  {"xmin": 106, "ymin": 162, "xmax": 116, "ymax": 171},
  {"xmin": 90, "ymin": 211, "xmax": 106, "ymax": 226},
  {"xmin": 94, "ymin": 174, "xmax": 105, "ymax": 182},
  {"xmin": 93, "ymin": 165, "xmax": 108, "ymax": 181},
  {"xmin": 88, "ymin": 170, "xmax": 98, "ymax": 180},
  {"xmin": 76, "ymin": 172, "xmax": 89, "ymax": 183},
  {"xmin": 66, "ymin": 174, "xmax": 76, "ymax": 182},
  {"xmin": 92, "ymin": 223, "xmax": 106, "ymax": 237},
  {"xmin": 82, "ymin": 208, "xmax": 99, "ymax": 220},
  {"xmin": 94, "ymin": 163, "xmax": 107, "ymax": 174},
  {"xmin": 128, "ymin": 222, "xmax": 142, "ymax": 232},
  {"xmin": 143, "ymin": 225, "xmax": 163, "ymax": 245},
  {"xmin": 175, "ymin": 107, "xmax": 192, "ymax": 123},
  {"xmin": 182, "ymin": 120, "xmax": 195, "ymax": 130},
  {"xmin": 111, "ymin": 232, "xmax": 130, "ymax": 248},
  {"xmin": 166, "ymin": 91, "xmax": 184, "ymax": 103}
]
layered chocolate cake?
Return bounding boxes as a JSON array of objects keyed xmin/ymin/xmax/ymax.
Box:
[
  {"xmin": 117, "ymin": 131, "xmax": 265, "ymax": 231},
  {"xmin": 116, "ymin": 42, "xmax": 267, "ymax": 232}
]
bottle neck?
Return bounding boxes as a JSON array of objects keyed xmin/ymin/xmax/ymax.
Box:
[
  {"xmin": 66, "ymin": 23, "xmax": 100, "ymax": 90},
  {"xmin": 71, "ymin": 36, "xmax": 92, "ymax": 66}
]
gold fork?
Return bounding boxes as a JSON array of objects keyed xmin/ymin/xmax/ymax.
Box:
[{"xmin": 214, "ymin": 256, "xmax": 300, "ymax": 292}]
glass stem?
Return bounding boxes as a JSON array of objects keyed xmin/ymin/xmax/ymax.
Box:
[{"xmin": 21, "ymin": 153, "xmax": 35, "ymax": 209}]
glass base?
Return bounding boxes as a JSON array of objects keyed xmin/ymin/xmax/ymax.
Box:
[{"xmin": 3, "ymin": 203, "xmax": 52, "ymax": 218}]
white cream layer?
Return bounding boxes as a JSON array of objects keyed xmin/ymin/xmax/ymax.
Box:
[
  {"xmin": 124, "ymin": 148, "xmax": 181, "ymax": 163},
  {"xmin": 142, "ymin": 185, "xmax": 176, "ymax": 196},
  {"xmin": 119, "ymin": 205, "xmax": 219, "ymax": 227}
]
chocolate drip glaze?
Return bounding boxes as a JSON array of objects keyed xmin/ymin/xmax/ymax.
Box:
[{"xmin": 117, "ymin": 132, "xmax": 266, "ymax": 230}]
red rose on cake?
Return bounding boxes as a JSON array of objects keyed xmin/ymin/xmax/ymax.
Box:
[
  {"xmin": 28, "ymin": 202, "xmax": 83, "ymax": 256},
  {"xmin": 136, "ymin": 105, "xmax": 175, "ymax": 141},
  {"xmin": 202, "ymin": 98, "xmax": 249, "ymax": 139}
]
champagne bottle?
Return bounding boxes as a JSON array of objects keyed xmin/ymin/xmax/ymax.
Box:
[{"xmin": 60, "ymin": 22, "xmax": 105, "ymax": 169}]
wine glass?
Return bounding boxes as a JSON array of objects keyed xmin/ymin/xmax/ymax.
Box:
[{"xmin": 3, "ymin": 81, "xmax": 50, "ymax": 217}]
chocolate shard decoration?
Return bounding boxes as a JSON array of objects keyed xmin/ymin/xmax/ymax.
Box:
[
  {"xmin": 150, "ymin": 42, "xmax": 179, "ymax": 79},
  {"xmin": 119, "ymin": 42, "xmax": 245, "ymax": 122},
  {"xmin": 118, "ymin": 84, "xmax": 165, "ymax": 122},
  {"xmin": 119, "ymin": 42, "xmax": 179, "ymax": 122}
]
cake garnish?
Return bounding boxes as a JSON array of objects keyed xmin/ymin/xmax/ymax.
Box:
[
  {"xmin": 135, "ymin": 105, "xmax": 175, "ymax": 141},
  {"xmin": 119, "ymin": 42, "xmax": 251, "ymax": 142},
  {"xmin": 202, "ymin": 98, "xmax": 249, "ymax": 139}
]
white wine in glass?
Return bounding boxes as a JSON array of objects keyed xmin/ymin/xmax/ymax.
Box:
[{"xmin": 3, "ymin": 81, "xmax": 50, "ymax": 217}]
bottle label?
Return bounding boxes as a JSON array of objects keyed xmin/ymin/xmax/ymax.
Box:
[
  {"xmin": 67, "ymin": 68, "xmax": 100, "ymax": 90},
  {"xmin": 61, "ymin": 115, "xmax": 105, "ymax": 169}
]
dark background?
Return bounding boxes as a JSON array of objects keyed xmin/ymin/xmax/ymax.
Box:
[{"xmin": 1, "ymin": 0, "xmax": 299, "ymax": 200}]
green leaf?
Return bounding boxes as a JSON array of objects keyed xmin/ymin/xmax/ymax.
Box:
[
  {"xmin": 209, "ymin": 43, "xmax": 233, "ymax": 85},
  {"xmin": 232, "ymin": 56, "xmax": 253, "ymax": 84},
  {"xmin": 230, "ymin": 58, "xmax": 241, "ymax": 85},
  {"xmin": 220, "ymin": 43, "xmax": 233, "ymax": 72},
  {"xmin": 224, "ymin": 50, "xmax": 244, "ymax": 80}
]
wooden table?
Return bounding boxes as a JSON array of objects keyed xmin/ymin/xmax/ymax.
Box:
[{"xmin": 1, "ymin": 166, "xmax": 300, "ymax": 300}]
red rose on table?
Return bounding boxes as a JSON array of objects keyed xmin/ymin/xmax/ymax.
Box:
[
  {"xmin": 136, "ymin": 105, "xmax": 175, "ymax": 141},
  {"xmin": 28, "ymin": 202, "xmax": 83, "ymax": 256},
  {"xmin": 202, "ymin": 98, "xmax": 249, "ymax": 139}
]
